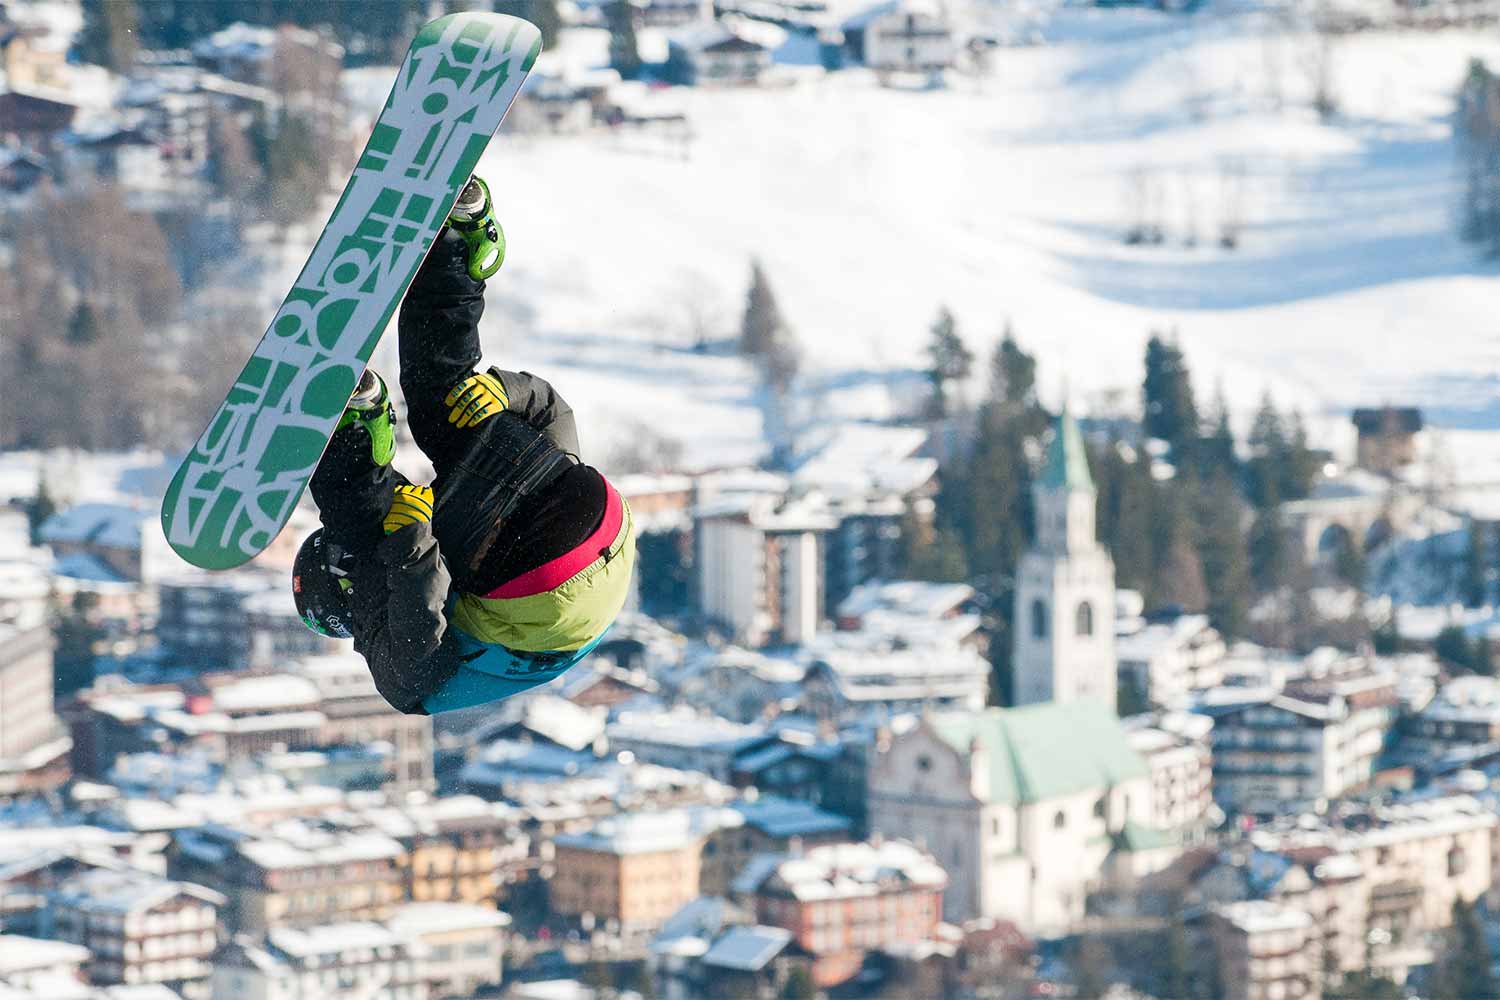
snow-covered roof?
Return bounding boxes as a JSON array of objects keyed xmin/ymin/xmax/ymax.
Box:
[
  {"xmin": 732, "ymin": 795, "xmax": 851, "ymax": 838},
  {"xmin": 386, "ymin": 902, "xmax": 511, "ymax": 937},
  {"xmin": 553, "ymin": 806, "xmax": 742, "ymax": 855},
  {"xmin": 209, "ymin": 673, "xmax": 321, "ymax": 713},
  {"xmin": 266, "ymin": 921, "xmax": 404, "ymax": 959},
  {"xmin": 737, "ymin": 839, "xmax": 945, "ymax": 900},
  {"xmin": 190, "ymin": 21, "xmax": 277, "ymax": 63},
  {"xmin": 40, "ymin": 502, "xmax": 147, "ymax": 549},
  {"xmin": 836, "ymin": 580, "xmax": 974, "ymax": 621},
  {"xmin": 0, "ymin": 935, "xmax": 89, "ymax": 974},
  {"xmin": 607, "ymin": 706, "xmax": 767, "ymax": 752},
  {"xmin": 1215, "ymin": 900, "xmax": 1311, "ymax": 935},
  {"xmin": 701, "ymin": 925, "xmax": 793, "ymax": 971},
  {"xmin": 51, "ymin": 868, "xmax": 224, "ymax": 914}
]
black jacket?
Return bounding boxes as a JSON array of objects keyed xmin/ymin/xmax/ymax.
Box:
[{"xmin": 347, "ymin": 520, "xmax": 463, "ymax": 713}]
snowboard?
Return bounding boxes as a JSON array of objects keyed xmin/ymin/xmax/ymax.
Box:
[{"xmin": 160, "ymin": 12, "xmax": 541, "ymax": 570}]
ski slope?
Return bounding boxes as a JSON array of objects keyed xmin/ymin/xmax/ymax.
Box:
[{"xmin": 347, "ymin": 6, "xmax": 1500, "ymax": 470}]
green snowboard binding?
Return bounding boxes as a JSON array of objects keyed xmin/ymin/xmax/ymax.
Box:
[
  {"xmin": 449, "ymin": 175, "xmax": 506, "ymax": 281},
  {"xmin": 334, "ymin": 369, "xmax": 397, "ymax": 467}
]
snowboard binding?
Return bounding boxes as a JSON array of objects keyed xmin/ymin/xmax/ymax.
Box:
[
  {"xmin": 335, "ymin": 368, "xmax": 397, "ymax": 467},
  {"xmin": 448, "ymin": 176, "xmax": 506, "ymax": 281}
]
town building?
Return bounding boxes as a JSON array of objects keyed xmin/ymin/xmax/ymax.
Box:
[
  {"xmin": 357, "ymin": 796, "xmax": 530, "ymax": 907},
  {"xmin": 605, "ymin": 707, "xmax": 770, "ymax": 783},
  {"xmin": 386, "ymin": 902, "xmax": 509, "ymax": 999},
  {"xmin": 1398, "ymin": 675, "xmax": 1500, "ymax": 764},
  {"xmin": 0, "ymin": 934, "xmax": 90, "ymax": 991},
  {"xmin": 46, "ymin": 868, "xmax": 224, "ymax": 1000},
  {"xmin": 0, "ymin": 622, "xmax": 71, "ymax": 799},
  {"xmin": 1205, "ymin": 669, "xmax": 1398, "ymax": 816},
  {"xmin": 39, "ymin": 503, "xmax": 175, "ymax": 584},
  {"xmin": 1012, "ymin": 410, "xmax": 1117, "ymax": 709},
  {"xmin": 1352, "ymin": 406, "xmax": 1422, "ymax": 475},
  {"xmin": 734, "ymin": 839, "xmax": 947, "ymax": 989},
  {"xmin": 210, "ymin": 923, "xmax": 424, "ymax": 1000},
  {"xmin": 168, "ymin": 819, "xmax": 405, "ymax": 932},
  {"xmin": 696, "ymin": 495, "xmax": 836, "ymax": 647},
  {"xmin": 800, "ymin": 641, "xmax": 989, "ymax": 720},
  {"xmin": 550, "ymin": 808, "xmax": 743, "ymax": 934},
  {"xmin": 868, "ymin": 701, "xmax": 1173, "ymax": 932},
  {"xmin": 68, "ymin": 655, "xmax": 433, "ymax": 792},
  {"xmin": 664, "ymin": 22, "xmax": 772, "ymax": 87},
  {"xmin": 1116, "ymin": 613, "xmax": 1227, "ymax": 708},
  {"xmin": 842, "ymin": 2, "xmax": 956, "ymax": 75},
  {"xmin": 1124, "ymin": 712, "xmax": 1218, "ymax": 841},
  {"xmin": 1206, "ymin": 901, "xmax": 1319, "ymax": 1000},
  {"xmin": 699, "ymin": 794, "xmax": 851, "ymax": 896},
  {"xmin": 157, "ymin": 572, "xmax": 334, "ymax": 672}
]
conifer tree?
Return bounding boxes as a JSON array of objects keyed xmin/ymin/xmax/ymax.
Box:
[
  {"xmin": 1246, "ymin": 393, "xmax": 1288, "ymax": 509},
  {"xmin": 606, "ymin": 0, "xmax": 643, "ymax": 79},
  {"xmin": 926, "ymin": 306, "xmax": 973, "ymax": 417},
  {"xmin": 1200, "ymin": 386, "xmax": 1238, "ymax": 480},
  {"xmin": 27, "ymin": 479, "xmax": 56, "ymax": 547},
  {"xmin": 1248, "ymin": 493, "xmax": 1288, "ymax": 592},
  {"xmin": 1143, "ymin": 332, "xmax": 1199, "ymax": 463},
  {"xmin": 739, "ymin": 259, "xmax": 799, "ymax": 391},
  {"xmin": 1197, "ymin": 473, "xmax": 1252, "ymax": 637},
  {"xmin": 740, "ymin": 259, "xmax": 784, "ymax": 358},
  {"xmin": 1430, "ymin": 897, "xmax": 1496, "ymax": 1000},
  {"xmin": 1161, "ymin": 531, "xmax": 1209, "ymax": 612},
  {"xmin": 77, "ymin": 0, "xmax": 139, "ymax": 73},
  {"xmin": 1465, "ymin": 521, "xmax": 1490, "ymax": 608},
  {"xmin": 67, "ymin": 301, "xmax": 100, "ymax": 346}
]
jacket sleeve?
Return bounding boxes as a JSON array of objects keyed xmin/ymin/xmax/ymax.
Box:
[
  {"xmin": 492, "ymin": 369, "xmax": 581, "ymax": 456},
  {"xmin": 347, "ymin": 519, "xmax": 463, "ymax": 715}
]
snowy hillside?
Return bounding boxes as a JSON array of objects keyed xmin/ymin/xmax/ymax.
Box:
[{"xmin": 346, "ymin": 6, "xmax": 1500, "ymax": 469}]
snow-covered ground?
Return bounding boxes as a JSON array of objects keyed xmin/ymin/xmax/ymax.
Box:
[{"xmin": 355, "ymin": 6, "xmax": 1497, "ymax": 471}]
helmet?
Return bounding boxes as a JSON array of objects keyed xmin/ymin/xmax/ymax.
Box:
[{"xmin": 292, "ymin": 529, "xmax": 355, "ymax": 639}]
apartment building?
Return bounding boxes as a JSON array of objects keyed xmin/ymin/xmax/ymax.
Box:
[
  {"xmin": 169, "ymin": 819, "xmax": 405, "ymax": 931},
  {"xmin": 358, "ymin": 795, "xmax": 530, "ymax": 907},
  {"xmin": 387, "ymin": 902, "xmax": 509, "ymax": 999},
  {"xmin": 211, "ymin": 923, "xmax": 425, "ymax": 1000},
  {"xmin": 47, "ymin": 868, "xmax": 224, "ymax": 999},
  {"xmin": 734, "ymin": 839, "xmax": 947, "ymax": 989},
  {"xmin": 1124, "ymin": 712, "xmax": 1217, "ymax": 841},
  {"xmin": 1207, "ymin": 901, "xmax": 1320, "ymax": 1000},
  {"xmin": 550, "ymin": 810, "xmax": 722, "ymax": 933},
  {"xmin": 1206, "ymin": 671, "xmax": 1398, "ymax": 816}
]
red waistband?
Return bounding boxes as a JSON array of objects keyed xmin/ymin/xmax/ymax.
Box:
[{"xmin": 482, "ymin": 480, "xmax": 625, "ymax": 599}]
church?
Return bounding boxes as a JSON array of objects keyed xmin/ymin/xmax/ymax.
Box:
[{"xmin": 867, "ymin": 412, "xmax": 1180, "ymax": 933}]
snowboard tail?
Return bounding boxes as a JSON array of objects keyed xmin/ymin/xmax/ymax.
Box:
[{"xmin": 161, "ymin": 13, "xmax": 541, "ymax": 570}]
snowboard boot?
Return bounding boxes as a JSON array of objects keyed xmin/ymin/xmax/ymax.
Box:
[
  {"xmin": 447, "ymin": 175, "xmax": 506, "ymax": 281},
  {"xmin": 334, "ymin": 368, "xmax": 397, "ymax": 467}
]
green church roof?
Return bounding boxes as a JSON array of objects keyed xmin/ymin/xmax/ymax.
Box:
[
  {"xmin": 1040, "ymin": 409, "xmax": 1093, "ymax": 492},
  {"xmin": 929, "ymin": 700, "xmax": 1147, "ymax": 805}
]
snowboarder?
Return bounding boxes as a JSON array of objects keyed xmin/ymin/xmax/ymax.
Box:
[{"xmin": 292, "ymin": 177, "xmax": 636, "ymax": 715}]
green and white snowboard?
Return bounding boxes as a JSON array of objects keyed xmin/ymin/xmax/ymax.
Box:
[{"xmin": 161, "ymin": 12, "xmax": 541, "ymax": 570}]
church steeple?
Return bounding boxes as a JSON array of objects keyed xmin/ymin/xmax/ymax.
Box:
[
  {"xmin": 1014, "ymin": 407, "xmax": 1117, "ymax": 711},
  {"xmin": 1033, "ymin": 409, "xmax": 1097, "ymax": 555},
  {"xmin": 1041, "ymin": 407, "xmax": 1093, "ymax": 492}
]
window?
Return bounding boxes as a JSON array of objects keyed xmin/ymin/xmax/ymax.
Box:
[
  {"xmin": 1076, "ymin": 601, "xmax": 1094, "ymax": 637},
  {"xmin": 1053, "ymin": 810, "xmax": 1066, "ymax": 830},
  {"xmin": 1031, "ymin": 599, "xmax": 1048, "ymax": 640},
  {"xmin": 1449, "ymin": 847, "xmax": 1468, "ymax": 877},
  {"xmin": 1093, "ymin": 797, "xmax": 1106, "ymax": 819},
  {"xmin": 916, "ymin": 755, "xmax": 932, "ymax": 773}
]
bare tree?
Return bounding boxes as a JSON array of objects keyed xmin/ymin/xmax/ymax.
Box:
[
  {"xmin": 1217, "ymin": 157, "xmax": 1248, "ymax": 250},
  {"xmin": 674, "ymin": 269, "xmax": 728, "ymax": 352}
]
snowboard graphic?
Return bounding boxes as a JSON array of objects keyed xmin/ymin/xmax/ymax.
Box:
[{"xmin": 161, "ymin": 13, "xmax": 541, "ymax": 570}]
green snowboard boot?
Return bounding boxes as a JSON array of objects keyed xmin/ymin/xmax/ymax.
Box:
[
  {"xmin": 448, "ymin": 175, "xmax": 506, "ymax": 281},
  {"xmin": 334, "ymin": 368, "xmax": 397, "ymax": 467}
]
